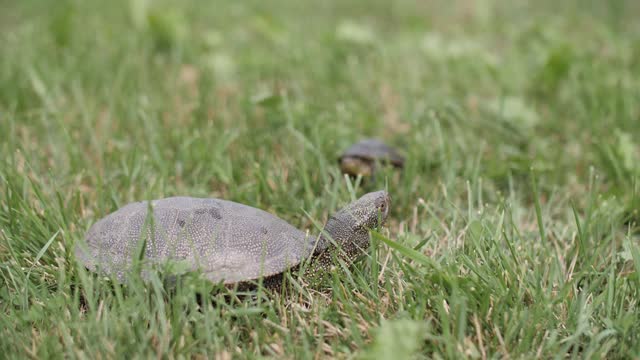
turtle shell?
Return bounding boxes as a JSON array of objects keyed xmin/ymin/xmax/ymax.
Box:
[
  {"xmin": 340, "ymin": 138, "xmax": 404, "ymax": 167},
  {"xmin": 75, "ymin": 197, "xmax": 317, "ymax": 284}
]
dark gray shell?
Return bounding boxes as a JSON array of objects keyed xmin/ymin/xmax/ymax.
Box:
[
  {"xmin": 340, "ymin": 138, "xmax": 404, "ymax": 166},
  {"xmin": 75, "ymin": 197, "xmax": 317, "ymax": 284}
]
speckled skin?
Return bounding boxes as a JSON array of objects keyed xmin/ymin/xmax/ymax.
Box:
[
  {"xmin": 76, "ymin": 191, "xmax": 391, "ymax": 289},
  {"xmin": 339, "ymin": 139, "xmax": 404, "ymax": 177}
]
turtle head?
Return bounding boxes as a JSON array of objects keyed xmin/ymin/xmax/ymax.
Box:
[
  {"xmin": 319, "ymin": 190, "xmax": 391, "ymax": 261},
  {"xmin": 339, "ymin": 156, "xmax": 374, "ymax": 177}
]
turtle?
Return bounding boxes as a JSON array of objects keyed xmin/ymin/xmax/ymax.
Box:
[
  {"xmin": 338, "ymin": 138, "xmax": 405, "ymax": 178},
  {"xmin": 75, "ymin": 190, "xmax": 391, "ymax": 290}
]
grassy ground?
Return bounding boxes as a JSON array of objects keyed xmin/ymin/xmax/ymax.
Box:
[{"xmin": 2, "ymin": 0, "xmax": 640, "ymax": 358}]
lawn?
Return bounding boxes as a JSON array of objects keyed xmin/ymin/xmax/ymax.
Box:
[{"xmin": 1, "ymin": 0, "xmax": 640, "ymax": 358}]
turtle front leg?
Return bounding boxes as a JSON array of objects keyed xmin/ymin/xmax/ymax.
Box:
[{"xmin": 299, "ymin": 236, "xmax": 370, "ymax": 288}]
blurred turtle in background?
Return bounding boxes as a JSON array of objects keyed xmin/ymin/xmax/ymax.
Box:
[{"xmin": 338, "ymin": 138, "xmax": 405, "ymax": 178}]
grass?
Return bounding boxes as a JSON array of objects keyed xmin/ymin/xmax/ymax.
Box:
[{"xmin": 1, "ymin": 0, "xmax": 640, "ymax": 358}]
